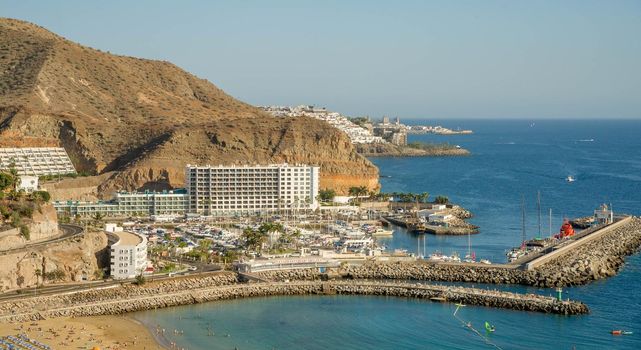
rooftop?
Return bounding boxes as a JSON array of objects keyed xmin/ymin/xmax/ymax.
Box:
[{"xmin": 113, "ymin": 231, "xmax": 143, "ymax": 246}]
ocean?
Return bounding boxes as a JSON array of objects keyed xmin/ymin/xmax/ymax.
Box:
[{"xmin": 134, "ymin": 119, "xmax": 641, "ymax": 349}]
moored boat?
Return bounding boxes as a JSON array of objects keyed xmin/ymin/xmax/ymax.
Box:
[{"xmin": 371, "ymin": 228, "xmax": 394, "ymax": 236}]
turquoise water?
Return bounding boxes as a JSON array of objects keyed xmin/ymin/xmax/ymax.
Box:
[{"xmin": 135, "ymin": 120, "xmax": 641, "ymax": 349}]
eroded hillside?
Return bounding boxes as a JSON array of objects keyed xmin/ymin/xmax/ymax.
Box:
[{"xmin": 0, "ymin": 18, "xmax": 379, "ymax": 195}]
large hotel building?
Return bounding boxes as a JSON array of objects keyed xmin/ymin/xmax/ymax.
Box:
[
  {"xmin": 186, "ymin": 164, "xmax": 320, "ymax": 216},
  {"xmin": 54, "ymin": 164, "xmax": 320, "ymax": 217}
]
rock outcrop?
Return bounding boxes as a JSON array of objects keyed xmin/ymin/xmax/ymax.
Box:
[
  {"xmin": 0, "ymin": 203, "xmax": 59, "ymax": 250},
  {"xmin": 0, "ymin": 18, "xmax": 379, "ymax": 196},
  {"xmin": 0, "ymin": 230, "xmax": 108, "ymax": 292},
  {"xmin": 356, "ymin": 142, "xmax": 470, "ymax": 157}
]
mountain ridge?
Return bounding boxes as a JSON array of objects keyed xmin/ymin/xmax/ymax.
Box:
[{"xmin": 0, "ymin": 18, "xmax": 379, "ymax": 196}]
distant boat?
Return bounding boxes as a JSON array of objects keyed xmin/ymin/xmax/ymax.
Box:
[
  {"xmin": 611, "ymin": 330, "xmax": 633, "ymax": 335},
  {"xmin": 371, "ymin": 228, "xmax": 394, "ymax": 237},
  {"xmin": 566, "ymin": 176, "xmax": 575, "ymax": 182},
  {"xmin": 455, "ymin": 145, "xmax": 461, "ymax": 149}
]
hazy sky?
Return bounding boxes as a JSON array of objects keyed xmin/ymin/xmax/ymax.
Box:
[{"xmin": 3, "ymin": 0, "xmax": 641, "ymax": 119}]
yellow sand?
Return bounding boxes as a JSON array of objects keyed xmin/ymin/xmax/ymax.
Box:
[{"xmin": 0, "ymin": 315, "xmax": 163, "ymax": 350}]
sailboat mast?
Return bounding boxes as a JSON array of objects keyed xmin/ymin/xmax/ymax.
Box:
[
  {"xmin": 537, "ymin": 191, "xmax": 542, "ymax": 238},
  {"xmin": 521, "ymin": 195, "xmax": 526, "ymax": 246},
  {"xmin": 549, "ymin": 208, "xmax": 552, "ymax": 238}
]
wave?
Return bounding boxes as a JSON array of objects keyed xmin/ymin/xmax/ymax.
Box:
[{"xmin": 576, "ymin": 139, "xmax": 595, "ymax": 142}]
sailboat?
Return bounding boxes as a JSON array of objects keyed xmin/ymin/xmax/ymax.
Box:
[
  {"xmin": 506, "ymin": 196, "xmax": 527, "ymax": 262},
  {"xmin": 464, "ymin": 230, "xmax": 475, "ymax": 263}
]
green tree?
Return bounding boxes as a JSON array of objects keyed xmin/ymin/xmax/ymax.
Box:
[
  {"xmin": 7, "ymin": 160, "xmax": 19, "ymax": 192},
  {"xmin": 92, "ymin": 212, "xmax": 105, "ymax": 224},
  {"xmin": 242, "ymin": 227, "xmax": 267, "ymax": 252},
  {"xmin": 19, "ymin": 224, "xmax": 30, "ymax": 240},
  {"xmin": 258, "ymin": 222, "xmax": 284, "ymax": 235},
  {"xmin": 412, "ymin": 192, "xmax": 429, "ymax": 211},
  {"xmin": 32, "ymin": 191, "xmax": 51, "ymax": 202},
  {"xmin": 435, "ymin": 195, "xmax": 449, "ymax": 204},
  {"xmin": 134, "ymin": 273, "xmax": 146, "ymax": 286},
  {"xmin": 348, "ymin": 186, "xmax": 369, "ymax": 205},
  {"xmin": 318, "ymin": 188, "xmax": 336, "ymax": 202},
  {"xmin": 0, "ymin": 172, "xmax": 14, "ymax": 191}
]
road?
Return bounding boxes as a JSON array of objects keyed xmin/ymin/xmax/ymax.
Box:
[
  {"xmin": 0, "ymin": 224, "xmax": 84, "ymax": 256},
  {"xmin": 0, "ymin": 264, "xmax": 223, "ymax": 302}
]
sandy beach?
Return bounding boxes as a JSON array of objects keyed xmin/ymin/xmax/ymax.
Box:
[{"xmin": 0, "ymin": 315, "xmax": 163, "ymax": 350}]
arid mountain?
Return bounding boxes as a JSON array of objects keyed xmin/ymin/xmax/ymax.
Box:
[{"xmin": 0, "ymin": 18, "xmax": 378, "ymax": 196}]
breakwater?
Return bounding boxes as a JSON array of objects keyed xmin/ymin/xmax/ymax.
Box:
[
  {"xmin": 0, "ymin": 273, "xmax": 587, "ymax": 323},
  {"xmin": 259, "ymin": 217, "xmax": 641, "ymax": 287}
]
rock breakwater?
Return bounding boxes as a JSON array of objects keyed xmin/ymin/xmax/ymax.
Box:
[
  {"xmin": 258, "ymin": 217, "xmax": 641, "ymax": 287},
  {"xmin": 0, "ymin": 274, "xmax": 587, "ymax": 323}
]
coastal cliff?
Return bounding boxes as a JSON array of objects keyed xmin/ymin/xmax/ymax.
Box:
[
  {"xmin": 0, "ymin": 18, "xmax": 378, "ymax": 196},
  {"xmin": 356, "ymin": 142, "xmax": 470, "ymax": 157}
]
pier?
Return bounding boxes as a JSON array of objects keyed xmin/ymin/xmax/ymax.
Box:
[
  {"xmin": 259, "ymin": 216, "xmax": 641, "ymax": 288},
  {"xmin": 524, "ymin": 216, "xmax": 632, "ymax": 270},
  {"xmin": 0, "ymin": 275, "xmax": 588, "ymax": 323}
]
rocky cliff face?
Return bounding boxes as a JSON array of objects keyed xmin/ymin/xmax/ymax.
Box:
[
  {"xmin": 0, "ymin": 18, "xmax": 379, "ymax": 196},
  {"xmin": 0, "ymin": 203, "xmax": 60, "ymax": 250},
  {"xmin": 0, "ymin": 230, "xmax": 108, "ymax": 292}
]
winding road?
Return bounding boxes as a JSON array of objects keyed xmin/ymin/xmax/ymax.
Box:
[{"xmin": 0, "ymin": 224, "xmax": 84, "ymax": 256}]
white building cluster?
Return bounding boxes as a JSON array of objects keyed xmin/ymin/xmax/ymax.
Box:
[
  {"xmin": 186, "ymin": 163, "xmax": 320, "ymax": 216},
  {"xmin": 0, "ymin": 147, "xmax": 76, "ymax": 176},
  {"xmin": 261, "ymin": 105, "xmax": 385, "ymax": 144}
]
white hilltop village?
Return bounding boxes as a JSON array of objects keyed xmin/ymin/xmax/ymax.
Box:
[
  {"xmin": 260, "ymin": 105, "xmax": 473, "ymax": 146},
  {"xmin": 261, "ymin": 105, "xmax": 385, "ymax": 144}
]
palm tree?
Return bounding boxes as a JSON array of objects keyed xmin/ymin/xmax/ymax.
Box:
[
  {"xmin": 435, "ymin": 195, "xmax": 449, "ymax": 204},
  {"xmin": 8, "ymin": 160, "xmax": 19, "ymax": 192},
  {"xmin": 349, "ymin": 186, "xmax": 369, "ymax": 205}
]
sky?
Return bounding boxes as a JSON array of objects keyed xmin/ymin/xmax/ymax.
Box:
[{"xmin": 2, "ymin": 0, "xmax": 641, "ymax": 119}]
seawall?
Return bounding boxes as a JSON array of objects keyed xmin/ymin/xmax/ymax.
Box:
[
  {"xmin": 0, "ymin": 273, "xmax": 587, "ymax": 323},
  {"xmin": 259, "ymin": 216, "xmax": 641, "ymax": 287}
]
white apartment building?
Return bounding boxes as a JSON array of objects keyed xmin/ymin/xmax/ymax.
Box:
[
  {"xmin": 186, "ymin": 164, "xmax": 320, "ymax": 216},
  {"xmin": 108, "ymin": 229, "xmax": 148, "ymax": 280},
  {"xmin": 0, "ymin": 147, "xmax": 76, "ymax": 176}
]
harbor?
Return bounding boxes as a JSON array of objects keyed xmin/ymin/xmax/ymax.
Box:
[{"xmin": 0, "ymin": 213, "xmax": 637, "ymax": 326}]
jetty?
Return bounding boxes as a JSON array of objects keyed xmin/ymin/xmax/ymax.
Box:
[
  {"xmin": 0, "ymin": 274, "xmax": 587, "ymax": 323},
  {"xmin": 259, "ymin": 216, "xmax": 641, "ymax": 288}
]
